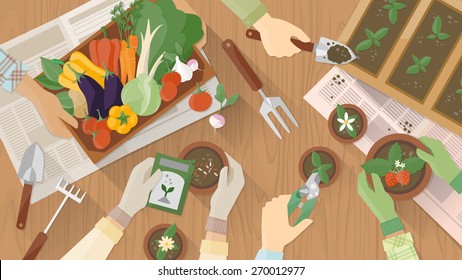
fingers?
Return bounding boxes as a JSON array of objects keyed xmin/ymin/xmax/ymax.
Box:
[
  {"xmin": 291, "ymin": 26, "xmax": 310, "ymax": 43},
  {"xmin": 357, "ymin": 171, "xmax": 371, "ymax": 197},
  {"xmin": 416, "ymin": 148, "xmax": 434, "ymax": 164},
  {"xmin": 290, "ymin": 218, "xmax": 313, "ymax": 240},
  {"xmin": 217, "ymin": 166, "xmax": 229, "ymax": 188},
  {"xmin": 224, "ymin": 152, "xmax": 245, "ymax": 186},
  {"xmin": 144, "ymin": 169, "xmax": 162, "ymax": 193},
  {"xmin": 59, "ymin": 109, "xmax": 78, "ymax": 129},
  {"xmin": 371, "ymin": 173, "xmax": 386, "ymax": 194}
]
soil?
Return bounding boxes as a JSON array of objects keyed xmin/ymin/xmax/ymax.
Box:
[
  {"xmin": 302, "ymin": 151, "xmax": 337, "ymax": 186},
  {"xmin": 348, "ymin": 0, "xmax": 418, "ymax": 75},
  {"xmin": 389, "ymin": 1, "xmax": 462, "ymax": 101},
  {"xmin": 331, "ymin": 108, "xmax": 365, "ymax": 140},
  {"xmin": 327, "ymin": 44, "xmax": 352, "ymax": 64},
  {"xmin": 435, "ymin": 59, "xmax": 462, "ymax": 125},
  {"xmin": 184, "ymin": 147, "xmax": 224, "ymax": 189},
  {"xmin": 146, "ymin": 227, "xmax": 184, "ymax": 260},
  {"xmin": 374, "ymin": 140, "xmax": 425, "ymax": 194}
]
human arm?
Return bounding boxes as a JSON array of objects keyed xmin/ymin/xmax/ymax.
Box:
[
  {"xmin": 62, "ymin": 158, "xmax": 162, "ymax": 260},
  {"xmin": 199, "ymin": 154, "xmax": 245, "ymax": 260},
  {"xmin": 220, "ymin": 0, "xmax": 310, "ymax": 57},
  {"xmin": 256, "ymin": 195, "xmax": 313, "ymax": 260},
  {"xmin": 416, "ymin": 137, "xmax": 462, "ymax": 194},
  {"xmin": 358, "ymin": 171, "xmax": 419, "ymax": 260}
]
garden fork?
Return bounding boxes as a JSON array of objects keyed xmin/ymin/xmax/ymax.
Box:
[
  {"xmin": 23, "ymin": 178, "xmax": 86, "ymax": 260},
  {"xmin": 222, "ymin": 39, "xmax": 299, "ymax": 139}
]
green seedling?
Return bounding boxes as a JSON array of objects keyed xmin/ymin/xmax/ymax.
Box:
[
  {"xmin": 311, "ymin": 151, "xmax": 333, "ymax": 184},
  {"xmin": 406, "ymin": 55, "xmax": 432, "ymax": 74},
  {"xmin": 383, "ymin": 0, "xmax": 407, "ymax": 25},
  {"xmin": 356, "ymin": 27, "xmax": 389, "ymax": 51},
  {"xmin": 456, "ymin": 78, "xmax": 462, "ymax": 102},
  {"xmin": 428, "ymin": 15, "xmax": 450, "ymax": 41}
]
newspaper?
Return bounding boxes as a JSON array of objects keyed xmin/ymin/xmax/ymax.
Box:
[
  {"xmin": 0, "ymin": 0, "xmax": 221, "ymax": 203},
  {"xmin": 304, "ymin": 66, "xmax": 462, "ymax": 246}
]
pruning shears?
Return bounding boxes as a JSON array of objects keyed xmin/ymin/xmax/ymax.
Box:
[{"xmin": 288, "ymin": 173, "xmax": 320, "ymax": 225}]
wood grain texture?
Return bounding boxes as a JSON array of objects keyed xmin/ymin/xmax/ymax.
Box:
[{"xmin": 1, "ymin": 0, "xmax": 461, "ymax": 260}]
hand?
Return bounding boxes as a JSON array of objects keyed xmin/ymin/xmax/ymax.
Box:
[
  {"xmin": 416, "ymin": 136, "xmax": 460, "ymax": 184},
  {"xmin": 253, "ymin": 13, "xmax": 310, "ymax": 58},
  {"xmin": 357, "ymin": 171, "xmax": 397, "ymax": 223},
  {"xmin": 209, "ymin": 153, "xmax": 245, "ymax": 221},
  {"xmin": 16, "ymin": 75, "xmax": 78, "ymax": 139},
  {"xmin": 118, "ymin": 158, "xmax": 162, "ymax": 217},
  {"xmin": 261, "ymin": 195, "xmax": 313, "ymax": 253}
]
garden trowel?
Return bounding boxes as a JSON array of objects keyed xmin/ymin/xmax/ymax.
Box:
[
  {"xmin": 246, "ymin": 29, "xmax": 356, "ymax": 65},
  {"xmin": 288, "ymin": 173, "xmax": 320, "ymax": 225}
]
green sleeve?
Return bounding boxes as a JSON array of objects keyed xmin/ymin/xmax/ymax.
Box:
[{"xmin": 221, "ymin": 0, "xmax": 269, "ymax": 27}]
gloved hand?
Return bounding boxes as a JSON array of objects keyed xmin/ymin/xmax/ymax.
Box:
[
  {"xmin": 209, "ymin": 153, "xmax": 245, "ymax": 221},
  {"xmin": 416, "ymin": 137, "xmax": 461, "ymax": 185},
  {"xmin": 118, "ymin": 158, "xmax": 162, "ymax": 217},
  {"xmin": 261, "ymin": 195, "xmax": 313, "ymax": 253}
]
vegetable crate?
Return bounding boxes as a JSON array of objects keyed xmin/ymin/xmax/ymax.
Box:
[
  {"xmin": 339, "ymin": 0, "xmax": 462, "ymax": 137},
  {"xmin": 34, "ymin": 0, "xmax": 215, "ymax": 163}
]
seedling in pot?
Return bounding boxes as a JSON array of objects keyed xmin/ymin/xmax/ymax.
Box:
[
  {"xmin": 209, "ymin": 83, "xmax": 239, "ymax": 129},
  {"xmin": 383, "ymin": 0, "xmax": 407, "ymax": 25},
  {"xmin": 336, "ymin": 104, "xmax": 358, "ymax": 138},
  {"xmin": 311, "ymin": 151, "xmax": 333, "ymax": 184},
  {"xmin": 406, "ymin": 55, "xmax": 432, "ymax": 74},
  {"xmin": 456, "ymin": 77, "xmax": 462, "ymax": 102},
  {"xmin": 427, "ymin": 15, "xmax": 450, "ymax": 41},
  {"xmin": 155, "ymin": 224, "xmax": 180, "ymax": 260},
  {"xmin": 355, "ymin": 27, "xmax": 389, "ymax": 51}
]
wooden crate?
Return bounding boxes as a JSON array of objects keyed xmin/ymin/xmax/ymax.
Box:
[{"xmin": 339, "ymin": 0, "xmax": 462, "ymax": 137}]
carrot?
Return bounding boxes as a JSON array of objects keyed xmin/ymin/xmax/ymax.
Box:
[
  {"xmin": 125, "ymin": 35, "xmax": 138, "ymax": 81},
  {"xmin": 88, "ymin": 40, "xmax": 99, "ymax": 65},
  {"xmin": 111, "ymin": 39, "xmax": 121, "ymax": 77},
  {"xmin": 119, "ymin": 41, "xmax": 128, "ymax": 85},
  {"xmin": 97, "ymin": 27, "xmax": 113, "ymax": 70}
]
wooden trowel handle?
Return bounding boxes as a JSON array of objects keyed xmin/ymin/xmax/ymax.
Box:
[
  {"xmin": 222, "ymin": 39, "xmax": 262, "ymax": 91},
  {"xmin": 23, "ymin": 232, "xmax": 48, "ymax": 260},
  {"xmin": 246, "ymin": 29, "xmax": 315, "ymax": 53},
  {"xmin": 16, "ymin": 183, "xmax": 33, "ymax": 229}
]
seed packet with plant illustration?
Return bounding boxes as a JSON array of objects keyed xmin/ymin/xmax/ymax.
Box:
[{"xmin": 147, "ymin": 153, "xmax": 195, "ymax": 215}]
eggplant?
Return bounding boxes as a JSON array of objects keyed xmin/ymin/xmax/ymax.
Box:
[
  {"xmin": 78, "ymin": 75, "xmax": 105, "ymax": 118},
  {"xmin": 103, "ymin": 72, "xmax": 123, "ymax": 113}
]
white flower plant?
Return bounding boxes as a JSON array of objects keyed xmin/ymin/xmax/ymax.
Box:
[
  {"xmin": 156, "ymin": 223, "xmax": 180, "ymax": 260},
  {"xmin": 336, "ymin": 104, "xmax": 358, "ymax": 138}
]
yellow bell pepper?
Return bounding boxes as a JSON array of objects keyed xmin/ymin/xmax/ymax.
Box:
[
  {"xmin": 106, "ymin": 105, "xmax": 138, "ymax": 135},
  {"xmin": 58, "ymin": 51, "xmax": 105, "ymax": 90}
]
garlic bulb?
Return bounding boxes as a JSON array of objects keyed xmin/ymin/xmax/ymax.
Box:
[{"xmin": 173, "ymin": 56, "xmax": 193, "ymax": 82}]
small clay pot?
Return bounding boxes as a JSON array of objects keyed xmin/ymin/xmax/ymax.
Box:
[
  {"xmin": 299, "ymin": 146, "xmax": 340, "ymax": 187},
  {"xmin": 179, "ymin": 141, "xmax": 228, "ymax": 194},
  {"xmin": 144, "ymin": 224, "xmax": 187, "ymax": 260},
  {"xmin": 328, "ymin": 104, "xmax": 368, "ymax": 143},
  {"xmin": 365, "ymin": 134, "xmax": 432, "ymax": 200}
]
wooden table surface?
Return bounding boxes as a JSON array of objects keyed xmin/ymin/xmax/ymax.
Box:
[{"xmin": 1, "ymin": 0, "xmax": 461, "ymax": 260}]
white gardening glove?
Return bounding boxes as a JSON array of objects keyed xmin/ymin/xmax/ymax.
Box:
[
  {"xmin": 118, "ymin": 158, "xmax": 162, "ymax": 217},
  {"xmin": 209, "ymin": 153, "xmax": 246, "ymax": 221}
]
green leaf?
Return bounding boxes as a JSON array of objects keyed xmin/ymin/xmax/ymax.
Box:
[
  {"xmin": 407, "ymin": 65, "xmax": 420, "ymax": 75},
  {"xmin": 420, "ymin": 66, "xmax": 427, "ymax": 73},
  {"xmin": 56, "ymin": 91, "xmax": 74, "ymax": 116},
  {"xmin": 346, "ymin": 125, "xmax": 357, "ymax": 138},
  {"xmin": 374, "ymin": 28, "xmax": 389, "ymax": 40},
  {"xmin": 163, "ymin": 223, "xmax": 177, "ymax": 239},
  {"xmin": 156, "ymin": 247, "xmax": 167, "ymax": 260},
  {"xmin": 355, "ymin": 39, "xmax": 373, "ymax": 51},
  {"xmin": 50, "ymin": 59, "xmax": 65, "ymax": 65},
  {"xmin": 427, "ymin": 34, "xmax": 437, "ymax": 40},
  {"xmin": 460, "ymin": 78, "xmax": 462, "ymax": 87},
  {"xmin": 175, "ymin": 42, "xmax": 184, "ymax": 56},
  {"xmin": 225, "ymin": 94, "xmax": 239, "ymax": 107},
  {"xmin": 420, "ymin": 56, "xmax": 432, "ymax": 67},
  {"xmin": 456, "ymin": 89, "xmax": 462, "ymax": 95},
  {"xmin": 336, "ymin": 104, "xmax": 346, "ymax": 119},
  {"xmin": 432, "ymin": 15, "xmax": 442, "ymax": 35},
  {"xmin": 373, "ymin": 40, "xmax": 381, "ymax": 47},
  {"xmin": 40, "ymin": 57, "xmax": 63, "ymax": 82},
  {"xmin": 318, "ymin": 170, "xmax": 330, "ymax": 184},
  {"xmin": 437, "ymin": 33, "xmax": 450, "ymax": 40},
  {"xmin": 389, "ymin": 8, "xmax": 398, "ymax": 25},
  {"xmin": 365, "ymin": 28, "xmax": 375, "ymax": 39},
  {"xmin": 389, "ymin": 0, "xmax": 397, "ymax": 4},
  {"xmin": 311, "ymin": 151, "xmax": 322, "ymax": 167},
  {"xmin": 383, "ymin": 4, "xmax": 393, "ymax": 10},
  {"xmin": 388, "ymin": 143, "xmax": 402, "ymax": 164},
  {"xmin": 215, "ymin": 83, "xmax": 226, "ymax": 103},
  {"xmin": 319, "ymin": 163, "xmax": 333, "ymax": 172},
  {"xmin": 361, "ymin": 158, "xmax": 393, "ymax": 176},
  {"xmin": 35, "ymin": 75, "xmax": 64, "ymax": 91},
  {"xmin": 167, "ymin": 187, "xmax": 175, "ymax": 193},
  {"xmin": 394, "ymin": 3, "xmax": 406, "ymax": 10},
  {"xmin": 402, "ymin": 156, "xmax": 425, "ymax": 175},
  {"xmin": 412, "ymin": 55, "xmax": 420, "ymax": 65},
  {"xmin": 163, "ymin": 52, "xmax": 177, "ymax": 62},
  {"xmin": 161, "ymin": 184, "xmax": 167, "ymax": 192}
]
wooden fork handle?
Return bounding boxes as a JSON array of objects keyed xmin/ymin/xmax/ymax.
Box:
[
  {"xmin": 222, "ymin": 39, "xmax": 262, "ymax": 91},
  {"xmin": 23, "ymin": 232, "xmax": 48, "ymax": 260},
  {"xmin": 246, "ymin": 29, "xmax": 315, "ymax": 53},
  {"xmin": 16, "ymin": 183, "xmax": 33, "ymax": 229}
]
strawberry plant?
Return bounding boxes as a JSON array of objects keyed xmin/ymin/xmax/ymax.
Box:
[
  {"xmin": 406, "ymin": 55, "xmax": 432, "ymax": 74},
  {"xmin": 355, "ymin": 28, "xmax": 389, "ymax": 51},
  {"xmin": 427, "ymin": 15, "xmax": 450, "ymax": 41},
  {"xmin": 383, "ymin": 0, "xmax": 407, "ymax": 25},
  {"xmin": 361, "ymin": 142, "xmax": 425, "ymax": 187},
  {"xmin": 311, "ymin": 151, "xmax": 333, "ymax": 184}
]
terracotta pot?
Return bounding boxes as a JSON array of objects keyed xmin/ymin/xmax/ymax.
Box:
[
  {"xmin": 328, "ymin": 104, "xmax": 368, "ymax": 143},
  {"xmin": 365, "ymin": 134, "xmax": 432, "ymax": 200},
  {"xmin": 299, "ymin": 146, "xmax": 340, "ymax": 187},
  {"xmin": 144, "ymin": 224, "xmax": 187, "ymax": 260},
  {"xmin": 179, "ymin": 141, "xmax": 228, "ymax": 194}
]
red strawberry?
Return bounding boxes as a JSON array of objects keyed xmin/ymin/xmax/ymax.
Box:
[
  {"xmin": 385, "ymin": 172, "xmax": 398, "ymax": 187},
  {"xmin": 396, "ymin": 170, "xmax": 411, "ymax": 186}
]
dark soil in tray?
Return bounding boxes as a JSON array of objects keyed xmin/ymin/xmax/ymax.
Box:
[
  {"xmin": 389, "ymin": 1, "xmax": 462, "ymax": 101},
  {"xmin": 348, "ymin": 0, "xmax": 418, "ymax": 75},
  {"xmin": 146, "ymin": 227, "xmax": 184, "ymax": 260},
  {"xmin": 434, "ymin": 59, "xmax": 462, "ymax": 125},
  {"xmin": 302, "ymin": 151, "xmax": 337, "ymax": 185}
]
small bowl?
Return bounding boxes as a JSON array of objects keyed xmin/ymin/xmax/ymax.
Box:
[
  {"xmin": 299, "ymin": 146, "xmax": 340, "ymax": 187},
  {"xmin": 179, "ymin": 141, "xmax": 228, "ymax": 194},
  {"xmin": 144, "ymin": 224, "xmax": 187, "ymax": 260},
  {"xmin": 328, "ymin": 104, "xmax": 368, "ymax": 143}
]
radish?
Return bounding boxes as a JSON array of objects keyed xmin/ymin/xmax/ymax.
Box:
[
  {"xmin": 209, "ymin": 113, "xmax": 225, "ymax": 129},
  {"xmin": 209, "ymin": 83, "xmax": 239, "ymax": 130}
]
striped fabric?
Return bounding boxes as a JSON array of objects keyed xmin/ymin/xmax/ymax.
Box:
[
  {"xmin": 382, "ymin": 232, "xmax": 419, "ymax": 260},
  {"xmin": 0, "ymin": 48, "xmax": 29, "ymax": 93}
]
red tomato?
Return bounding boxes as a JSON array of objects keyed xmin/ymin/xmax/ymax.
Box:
[
  {"xmin": 189, "ymin": 89, "xmax": 212, "ymax": 112},
  {"xmin": 82, "ymin": 117, "xmax": 97, "ymax": 135},
  {"xmin": 160, "ymin": 81, "xmax": 178, "ymax": 102},
  {"xmin": 93, "ymin": 129, "xmax": 111, "ymax": 150},
  {"xmin": 95, "ymin": 119, "xmax": 111, "ymax": 134},
  {"xmin": 162, "ymin": 72, "xmax": 181, "ymax": 87}
]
